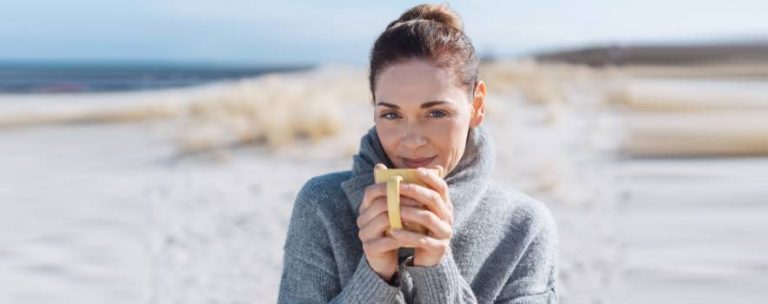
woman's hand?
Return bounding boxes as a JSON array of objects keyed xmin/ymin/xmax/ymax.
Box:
[
  {"xmin": 391, "ymin": 166, "xmax": 454, "ymax": 267},
  {"xmin": 357, "ymin": 163, "xmax": 400, "ymax": 281}
]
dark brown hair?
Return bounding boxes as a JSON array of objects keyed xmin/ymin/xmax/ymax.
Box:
[{"xmin": 368, "ymin": 4, "xmax": 479, "ymax": 100}]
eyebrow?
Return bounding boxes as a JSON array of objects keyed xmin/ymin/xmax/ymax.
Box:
[{"xmin": 376, "ymin": 100, "xmax": 453, "ymax": 109}]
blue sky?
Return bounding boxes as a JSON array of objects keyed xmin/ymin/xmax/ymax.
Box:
[{"xmin": 2, "ymin": 0, "xmax": 766, "ymax": 66}]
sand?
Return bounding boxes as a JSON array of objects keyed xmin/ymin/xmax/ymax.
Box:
[{"xmin": 1, "ymin": 62, "xmax": 766, "ymax": 303}]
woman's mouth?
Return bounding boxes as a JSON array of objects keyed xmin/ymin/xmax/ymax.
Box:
[{"xmin": 401, "ymin": 156, "xmax": 437, "ymax": 168}]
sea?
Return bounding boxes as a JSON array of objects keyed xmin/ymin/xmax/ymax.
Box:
[{"xmin": 0, "ymin": 62, "xmax": 312, "ymax": 93}]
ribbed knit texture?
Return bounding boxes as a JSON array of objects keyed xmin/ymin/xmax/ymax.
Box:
[{"xmin": 279, "ymin": 126, "xmax": 558, "ymax": 303}]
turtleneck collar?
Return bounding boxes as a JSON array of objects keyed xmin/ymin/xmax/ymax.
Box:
[{"xmin": 340, "ymin": 125, "xmax": 495, "ymax": 229}]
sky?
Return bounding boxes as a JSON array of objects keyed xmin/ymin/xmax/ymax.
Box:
[{"xmin": 2, "ymin": 0, "xmax": 767, "ymax": 66}]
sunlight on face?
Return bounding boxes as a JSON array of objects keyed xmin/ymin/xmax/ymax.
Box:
[{"xmin": 373, "ymin": 59, "xmax": 484, "ymax": 175}]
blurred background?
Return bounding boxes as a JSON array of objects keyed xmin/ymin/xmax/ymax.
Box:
[{"xmin": 1, "ymin": 1, "xmax": 766, "ymax": 303}]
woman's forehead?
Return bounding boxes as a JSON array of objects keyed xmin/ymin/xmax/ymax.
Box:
[{"xmin": 375, "ymin": 60, "xmax": 466, "ymax": 106}]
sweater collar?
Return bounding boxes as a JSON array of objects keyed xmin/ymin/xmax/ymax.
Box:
[{"xmin": 340, "ymin": 125, "xmax": 495, "ymax": 228}]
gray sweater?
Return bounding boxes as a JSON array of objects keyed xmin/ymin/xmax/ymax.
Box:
[{"xmin": 279, "ymin": 126, "xmax": 558, "ymax": 303}]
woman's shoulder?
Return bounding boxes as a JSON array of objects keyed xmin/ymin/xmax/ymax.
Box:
[
  {"xmin": 299, "ymin": 170, "xmax": 353, "ymax": 194},
  {"xmin": 293, "ymin": 170, "xmax": 353, "ymax": 211},
  {"xmin": 284, "ymin": 171, "xmax": 356, "ymax": 256},
  {"xmin": 484, "ymin": 180, "xmax": 557, "ymax": 237}
]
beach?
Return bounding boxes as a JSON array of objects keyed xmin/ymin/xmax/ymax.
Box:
[{"xmin": 1, "ymin": 61, "xmax": 766, "ymax": 303}]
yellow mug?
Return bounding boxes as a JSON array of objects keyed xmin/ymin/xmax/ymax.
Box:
[{"xmin": 373, "ymin": 167, "xmax": 443, "ymax": 235}]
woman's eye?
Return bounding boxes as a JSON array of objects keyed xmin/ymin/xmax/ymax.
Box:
[
  {"xmin": 428, "ymin": 110, "xmax": 447, "ymax": 118},
  {"xmin": 381, "ymin": 112, "xmax": 400, "ymax": 120}
]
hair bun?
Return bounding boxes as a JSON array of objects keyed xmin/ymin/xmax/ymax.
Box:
[{"xmin": 387, "ymin": 4, "xmax": 463, "ymax": 32}]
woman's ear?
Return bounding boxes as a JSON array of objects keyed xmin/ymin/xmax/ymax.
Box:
[{"xmin": 470, "ymin": 80, "xmax": 486, "ymax": 128}]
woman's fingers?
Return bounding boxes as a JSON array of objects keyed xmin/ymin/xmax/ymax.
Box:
[
  {"xmin": 359, "ymin": 183, "xmax": 387, "ymax": 214},
  {"xmin": 399, "ymin": 206, "xmax": 452, "ymax": 239},
  {"xmin": 358, "ymin": 211, "xmax": 392, "ymax": 242},
  {"xmin": 399, "ymin": 182, "xmax": 452, "ymax": 223},
  {"xmin": 358, "ymin": 163, "xmax": 389, "ymax": 214},
  {"xmin": 362, "ymin": 235, "xmax": 400, "ymax": 254},
  {"xmin": 356, "ymin": 198, "xmax": 388, "ymax": 228},
  {"xmin": 390, "ymin": 228, "xmax": 449, "ymax": 253},
  {"xmin": 417, "ymin": 166, "xmax": 450, "ymax": 202}
]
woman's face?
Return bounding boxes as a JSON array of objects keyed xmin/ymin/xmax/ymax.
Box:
[{"xmin": 373, "ymin": 59, "xmax": 486, "ymax": 175}]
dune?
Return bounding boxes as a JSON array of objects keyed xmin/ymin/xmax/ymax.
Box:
[
  {"xmin": 606, "ymin": 78, "xmax": 768, "ymax": 156},
  {"xmin": 623, "ymin": 111, "xmax": 768, "ymax": 156},
  {"xmin": 610, "ymin": 78, "xmax": 768, "ymax": 112}
]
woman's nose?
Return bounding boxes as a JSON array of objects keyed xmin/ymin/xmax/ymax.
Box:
[{"xmin": 401, "ymin": 127, "xmax": 428, "ymax": 148}]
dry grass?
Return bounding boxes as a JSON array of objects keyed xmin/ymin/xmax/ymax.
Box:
[
  {"xmin": 604, "ymin": 64, "xmax": 768, "ymax": 156},
  {"xmin": 0, "ymin": 67, "xmax": 371, "ymax": 157},
  {"xmin": 480, "ymin": 59, "xmax": 622, "ymax": 105},
  {"xmin": 479, "ymin": 60, "xmax": 768, "ymax": 157},
  {"xmin": 609, "ymin": 87, "xmax": 768, "ymax": 112},
  {"xmin": 625, "ymin": 110, "xmax": 768, "ymax": 156},
  {"xmin": 176, "ymin": 79, "xmax": 333, "ymax": 152},
  {"xmin": 3, "ymin": 61, "xmax": 766, "ymax": 159},
  {"xmin": 173, "ymin": 68, "xmax": 369, "ymax": 155},
  {"xmin": 0, "ymin": 101, "xmax": 181, "ymax": 128}
]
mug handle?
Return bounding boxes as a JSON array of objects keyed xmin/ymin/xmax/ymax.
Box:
[{"xmin": 386, "ymin": 175, "xmax": 403, "ymax": 235}]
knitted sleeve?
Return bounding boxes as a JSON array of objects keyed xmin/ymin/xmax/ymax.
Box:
[
  {"xmin": 278, "ymin": 177, "xmax": 407, "ymax": 303},
  {"xmin": 405, "ymin": 199, "xmax": 558, "ymax": 303},
  {"xmin": 494, "ymin": 216, "xmax": 558, "ymax": 304},
  {"xmin": 405, "ymin": 248, "xmax": 480, "ymax": 303}
]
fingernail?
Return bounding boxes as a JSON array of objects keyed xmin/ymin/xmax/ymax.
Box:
[{"xmin": 418, "ymin": 168, "xmax": 427, "ymax": 176}]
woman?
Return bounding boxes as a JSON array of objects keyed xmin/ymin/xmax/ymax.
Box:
[{"xmin": 279, "ymin": 4, "xmax": 557, "ymax": 303}]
